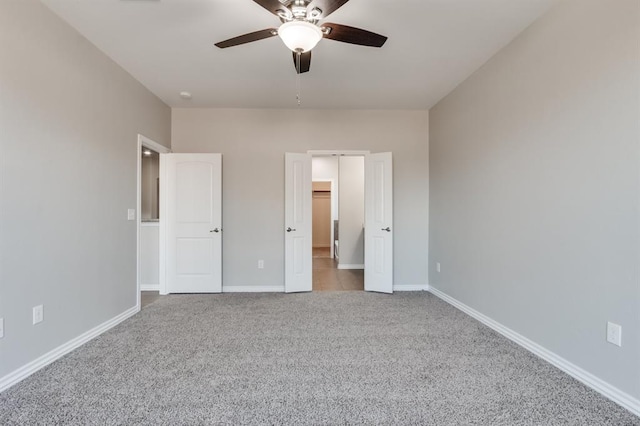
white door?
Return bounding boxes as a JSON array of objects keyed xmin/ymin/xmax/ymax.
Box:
[
  {"xmin": 284, "ymin": 153, "xmax": 312, "ymax": 293},
  {"xmin": 364, "ymin": 152, "xmax": 393, "ymax": 293},
  {"xmin": 162, "ymin": 153, "xmax": 222, "ymax": 293}
]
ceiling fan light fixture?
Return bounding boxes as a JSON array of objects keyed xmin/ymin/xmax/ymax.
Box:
[{"xmin": 278, "ymin": 21, "xmax": 323, "ymax": 53}]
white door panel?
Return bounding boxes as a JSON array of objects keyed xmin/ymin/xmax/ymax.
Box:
[
  {"xmin": 285, "ymin": 153, "xmax": 312, "ymax": 293},
  {"xmin": 163, "ymin": 153, "xmax": 222, "ymax": 293},
  {"xmin": 175, "ymin": 162, "xmax": 215, "ymax": 223},
  {"xmin": 365, "ymin": 152, "xmax": 393, "ymax": 293},
  {"xmin": 176, "ymin": 238, "xmax": 213, "ymax": 275}
]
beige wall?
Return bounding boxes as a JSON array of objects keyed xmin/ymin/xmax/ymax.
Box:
[
  {"xmin": 0, "ymin": 0, "xmax": 171, "ymax": 380},
  {"xmin": 172, "ymin": 109, "xmax": 429, "ymax": 288},
  {"xmin": 430, "ymin": 0, "xmax": 640, "ymax": 400},
  {"xmin": 338, "ymin": 156, "xmax": 365, "ymax": 266}
]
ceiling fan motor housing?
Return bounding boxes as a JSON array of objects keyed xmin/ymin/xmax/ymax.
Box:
[{"xmin": 277, "ymin": 0, "xmax": 321, "ymax": 23}]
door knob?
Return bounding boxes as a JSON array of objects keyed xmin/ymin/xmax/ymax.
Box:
[
  {"xmin": 287, "ymin": 227, "xmax": 296, "ymax": 232},
  {"xmin": 210, "ymin": 228, "xmax": 221, "ymax": 233},
  {"xmin": 381, "ymin": 227, "xmax": 391, "ymax": 232}
]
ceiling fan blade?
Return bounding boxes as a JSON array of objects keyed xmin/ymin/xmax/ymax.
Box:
[
  {"xmin": 322, "ymin": 23, "xmax": 387, "ymax": 47},
  {"xmin": 292, "ymin": 51, "xmax": 311, "ymax": 74},
  {"xmin": 215, "ymin": 28, "xmax": 278, "ymax": 48},
  {"xmin": 307, "ymin": 0, "xmax": 350, "ymax": 20},
  {"xmin": 252, "ymin": 0, "xmax": 288, "ymax": 17}
]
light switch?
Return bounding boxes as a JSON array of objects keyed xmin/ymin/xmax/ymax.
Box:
[{"xmin": 127, "ymin": 209, "xmax": 136, "ymax": 221}]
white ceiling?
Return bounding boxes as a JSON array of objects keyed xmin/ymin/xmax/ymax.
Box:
[{"xmin": 40, "ymin": 0, "xmax": 558, "ymax": 109}]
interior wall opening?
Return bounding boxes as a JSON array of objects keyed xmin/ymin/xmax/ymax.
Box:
[
  {"xmin": 140, "ymin": 146, "xmax": 161, "ymax": 308},
  {"xmin": 137, "ymin": 136, "xmax": 170, "ymax": 307},
  {"xmin": 311, "ymin": 155, "xmax": 364, "ymax": 291}
]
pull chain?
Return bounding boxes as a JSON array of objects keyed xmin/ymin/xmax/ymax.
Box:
[{"xmin": 296, "ymin": 50, "xmax": 302, "ymax": 107}]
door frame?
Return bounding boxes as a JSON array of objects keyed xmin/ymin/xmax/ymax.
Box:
[{"xmin": 136, "ymin": 134, "xmax": 170, "ymax": 308}]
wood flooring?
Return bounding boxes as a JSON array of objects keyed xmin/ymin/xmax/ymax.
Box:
[
  {"xmin": 141, "ymin": 291, "xmax": 160, "ymax": 308},
  {"xmin": 312, "ymin": 247, "xmax": 331, "ymax": 258},
  {"xmin": 313, "ymin": 247, "xmax": 364, "ymax": 292}
]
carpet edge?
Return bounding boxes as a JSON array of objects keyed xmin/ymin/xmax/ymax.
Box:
[
  {"xmin": 394, "ymin": 284, "xmax": 429, "ymax": 291},
  {"xmin": 222, "ymin": 286, "xmax": 285, "ymax": 293},
  {"xmin": 0, "ymin": 305, "xmax": 139, "ymax": 393},
  {"xmin": 428, "ymin": 286, "xmax": 640, "ymax": 418}
]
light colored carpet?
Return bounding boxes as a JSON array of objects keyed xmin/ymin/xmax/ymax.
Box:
[{"xmin": 1, "ymin": 292, "xmax": 638, "ymax": 425}]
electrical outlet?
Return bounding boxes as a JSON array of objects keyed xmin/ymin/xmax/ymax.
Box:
[
  {"xmin": 436, "ymin": 262, "xmax": 441, "ymax": 273},
  {"xmin": 0, "ymin": 318, "xmax": 4, "ymax": 339},
  {"xmin": 33, "ymin": 305, "xmax": 43, "ymax": 325},
  {"xmin": 258, "ymin": 260, "xmax": 264, "ymax": 269},
  {"xmin": 607, "ymin": 322, "xmax": 622, "ymax": 347},
  {"xmin": 127, "ymin": 209, "xmax": 136, "ymax": 221}
]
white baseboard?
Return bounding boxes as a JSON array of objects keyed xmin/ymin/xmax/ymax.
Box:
[
  {"xmin": 428, "ymin": 286, "xmax": 640, "ymax": 417},
  {"xmin": 337, "ymin": 264, "xmax": 364, "ymax": 270},
  {"xmin": 394, "ymin": 284, "xmax": 429, "ymax": 292},
  {"xmin": 0, "ymin": 305, "xmax": 139, "ymax": 393},
  {"xmin": 222, "ymin": 286, "xmax": 285, "ymax": 293},
  {"xmin": 140, "ymin": 284, "xmax": 159, "ymax": 292}
]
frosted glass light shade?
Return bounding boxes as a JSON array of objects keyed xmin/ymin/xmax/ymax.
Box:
[{"xmin": 278, "ymin": 21, "xmax": 323, "ymax": 53}]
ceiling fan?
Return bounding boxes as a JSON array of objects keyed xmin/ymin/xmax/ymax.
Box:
[{"xmin": 214, "ymin": 0, "xmax": 388, "ymax": 74}]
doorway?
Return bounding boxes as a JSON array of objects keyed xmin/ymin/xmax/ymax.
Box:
[
  {"xmin": 284, "ymin": 151, "xmax": 393, "ymax": 293},
  {"xmin": 311, "ymin": 155, "xmax": 364, "ymax": 291},
  {"xmin": 136, "ymin": 134, "xmax": 170, "ymax": 309}
]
